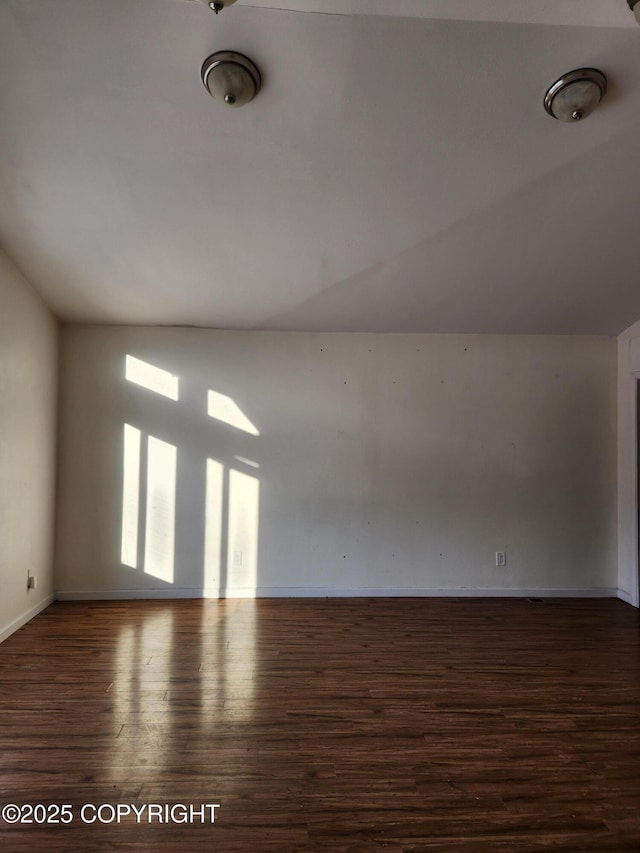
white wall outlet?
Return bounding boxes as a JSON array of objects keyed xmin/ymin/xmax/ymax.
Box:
[
  {"xmin": 27, "ymin": 573, "xmax": 37, "ymax": 590},
  {"xmin": 233, "ymin": 550, "xmax": 243, "ymax": 566},
  {"xmin": 495, "ymin": 551, "xmax": 506, "ymax": 567}
]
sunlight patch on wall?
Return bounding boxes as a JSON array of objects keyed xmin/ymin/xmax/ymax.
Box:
[
  {"xmin": 121, "ymin": 424, "xmax": 141, "ymax": 569},
  {"xmin": 208, "ymin": 390, "xmax": 259, "ymax": 436},
  {"xmin": 227, "ymin": 469, "xmax": 260, "ymax": 596},
  {"xmin": 126, "ymin": 355, "xmax": 179, "ymax": 401},
  {"xmin": 204, "ymin": 458, "xmax": 224, "ymax": 596},
  {"xmin": 144, "ymin": 436, "xmax": 177, "ymax": 583}
]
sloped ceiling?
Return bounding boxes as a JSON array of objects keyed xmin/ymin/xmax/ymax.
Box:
[{"xmin": 1, "ymin": 0, "xmax": 640, "ymax": 333}]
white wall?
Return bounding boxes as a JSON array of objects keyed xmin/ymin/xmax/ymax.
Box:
[
  {"xmin": 55, "ymin": 326, "xmax": 617, "ymax": 598},
  {"xmin": 617, "ymin": 319, "xmax": 640, "ymax": 606},
  {"xmin": 0, "ymin": 249, "xmax": 58, "ymax": 641}
]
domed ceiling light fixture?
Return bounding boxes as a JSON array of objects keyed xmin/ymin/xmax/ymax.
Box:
[
  {"xmin": 628, "ymin": 0, "xmax": 640, "ymax": 23},
  {"xmin": 202, "ymin": 0, "xmax": 238, "ymax": 13},
  {"xmin": 201, "ymin": 51, "xmax": 261, "ymax": 106},
  {"xmin": 543, "ymin": 68, "xmax": 607, "ymax": 122}
]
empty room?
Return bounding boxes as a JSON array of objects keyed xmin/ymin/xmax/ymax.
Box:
[{"xmin": 1, "ymin": 0, "xmax": 640, "ymax": 850}]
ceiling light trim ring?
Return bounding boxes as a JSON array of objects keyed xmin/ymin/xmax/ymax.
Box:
[
  {"xmin": 201, "ymin": 51, "xmax": 262, "ymax": 107},
  {"xmin": 543, "ymin": 68, "xmax": 607, "ymax": 122}
]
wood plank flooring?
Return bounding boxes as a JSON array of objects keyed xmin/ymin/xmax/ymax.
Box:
[{"xmin": 0, "ymin": 597, "xmax": 639, "ymax": 851}]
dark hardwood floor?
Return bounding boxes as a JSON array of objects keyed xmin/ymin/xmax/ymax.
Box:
[{"xmin": 0, "ymin": 597, "xmax": 639, "ymax": 851}]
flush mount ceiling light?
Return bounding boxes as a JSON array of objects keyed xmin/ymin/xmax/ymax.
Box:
[
  {"xmin": 628, "ymin": 0, "xmax": 640, "ymax": 24},
  {"xmin": 201, "ymin": 51, "xmax": 261, "ymax": 107},
  {"xmin": 544, "ymin": 68, "xmax": 607, "ymax": 122},
  {"xmin": 201, "ymin": 0, "xmax": 238, "ymax": 13}
]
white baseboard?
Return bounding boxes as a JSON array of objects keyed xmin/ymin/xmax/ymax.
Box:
[
  {"xmin": 617, "ymin": 588, "xmax": 638, "ymax": 606},
  {"xmin": 55, "ymin": 586, "xmax": 618, "ymax": 601},
  {"xmin": 56, "ymin": 589, "xmax": 203, "ymax": 601},
  {"xmin": 0, "ymin": 594, "xmax": 55, "ymax": 644}
]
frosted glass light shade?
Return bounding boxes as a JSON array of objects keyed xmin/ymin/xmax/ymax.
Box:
[
  {"xmin": 201, "ymin": 52, "xmax": 261, "ymax": 107},
  {"xmin": 544, "ymin": 68, "xmax": 607, "ymax": 123}
]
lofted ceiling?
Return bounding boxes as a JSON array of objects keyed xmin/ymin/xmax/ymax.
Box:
[{"xmin": 1, "ymin": 0, "xmax": 640, "ymax": 333}]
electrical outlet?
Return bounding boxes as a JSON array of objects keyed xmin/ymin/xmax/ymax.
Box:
[
  {"xmin": 495, "ymin": 552, "xmax": 506, "ymax": 567},
  {"xmin": 233, "ymin": 550, "xmax": 243, "ymax": 567},
  {"xmin": 27, "ymin": 573, "xmax": 37, "ymax": 590}
]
